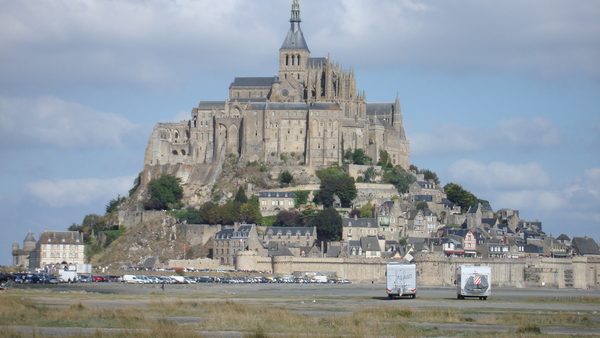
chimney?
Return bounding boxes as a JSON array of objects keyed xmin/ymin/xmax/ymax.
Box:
[{"xmin": 354, "ymin": 214, "xmax": 357, "ymax": 220}]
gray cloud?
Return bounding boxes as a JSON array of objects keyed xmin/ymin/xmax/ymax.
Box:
[
  {"xmin": 447, "ymin": 160, "xmax": 552, "ymax": 191},
  {"xmin": 0, "ymin": 96, "xmax": 137, "ymax": 149},
  {"xmin": 0, "ymin": 0, "xmax": 597, "ymax": 93},
  {"xmin": 410, "ymin": 117, "xmax": 561, "ymax": 156},
  {"xmin": 25, "ymin": 175, "xmax": 136, "ymax": 208}
]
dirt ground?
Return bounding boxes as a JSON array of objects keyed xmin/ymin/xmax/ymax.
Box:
[{"xmin": 3, "ymin": 282, "xmax": 600, "ymax": 337}]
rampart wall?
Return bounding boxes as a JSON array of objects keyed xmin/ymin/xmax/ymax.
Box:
[
  {"xmin": 234, "ymin": 251, "xmax": 600, "ymax": 289},
  {"xmin": 118, "ymin": 210, "xmax": 167, "ymax": 229}
]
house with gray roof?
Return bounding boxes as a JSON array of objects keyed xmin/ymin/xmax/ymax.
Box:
[
  {"xmin": 342, "ymin": 216, "xmax": 378, "ymax": 242},
  {"xmin": 571, "ymin": 237, "xmax": 600, "ymax": 256},
  {"xmin": 213, "ymin": 223, "xmax": 258, "ymax": 266},
  {"xmin": 262, "ymin": 226, "xmax": 317, "ymax": 249},
  {"xmin": 258, "ymin": 191, "xmax": 297, "ymax": 216}
]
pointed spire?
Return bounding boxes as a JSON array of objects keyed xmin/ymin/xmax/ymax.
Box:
[
  {"xmin": 281, "ymin": 0, "xmax": 309, "ymax": 51},
  {"xmin": 290, "ymin": 0, "xmax": 301, "ymax": 23}
]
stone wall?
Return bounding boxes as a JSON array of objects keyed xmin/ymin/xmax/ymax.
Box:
[
  {"xmin": 118, "ymin": 210, "xmax": 167, "ymax": 229},
  {"xmin": 234, "ymin": 251, "xmax": 600, "ymax": 289},
  {"xmin": 166, "ymin": 258, "xmax": 221, "ymax": 270},
  {"xmin": 181, "ymin": 224, "xmax": 221, "ymax": 247}
]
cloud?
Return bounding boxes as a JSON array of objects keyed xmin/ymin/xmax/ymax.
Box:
[
  {"xmin": 0, "ymin": 96, "xmax": 137, "ymax": 149},
  {"xmin": 411, "ymin": 117, "xmax": 561, "ymax": 156},
  {"xmin": 0, "ymin": 0, "xmax": 597, "ymax": 92},
  {"xmin": 25, "ymin": 176, "xmax": 136, "ymax": 208},
  {"xmin": 447, "ymin": 160, "xmax": 552, "ymax": 191}
]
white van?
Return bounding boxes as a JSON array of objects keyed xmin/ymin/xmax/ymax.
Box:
[
  {"xmin": 456, "ymin": 265, "xmax": 491, "ymax": 300},
  {"xmin": 123, "ymin": 275, "xmax": 142, "ymax": 284},
  {"xmin": 385, "ymin": 262, "xmax": 417, "ymax": 299}
]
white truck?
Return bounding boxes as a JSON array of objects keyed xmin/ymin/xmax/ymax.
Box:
[
  {"xmin": 385, "ymin": 262, "xmax": 417, "ymax": 299},
  {"xmin": 58, "ymin": 270, "xmax": 78, "ymax": 283},
  {"xmin": 123, "ymin": 274, "xmax": 142, "ymax": 284},
  {"xmin": 456, "ymin": 265, "xmax": 491, "ymax": 300}
]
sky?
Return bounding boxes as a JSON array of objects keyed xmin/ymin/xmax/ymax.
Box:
[{"xmin": 1, "ymin": 0, "xmax": 599, "ymax": 266}]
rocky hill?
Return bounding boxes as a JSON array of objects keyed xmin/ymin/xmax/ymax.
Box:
[{"xmin": 89, "ymin": 214, "xmax": 208, "ymax": 269}]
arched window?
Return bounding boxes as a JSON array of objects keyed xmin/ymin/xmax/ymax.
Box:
[
  {"xmin": 172, "ymin": 150, "xmax": 179, "ymax": 155},
  {"xmin": 181, "ymin": 150, "xmax": 186, "ymax": 155}
]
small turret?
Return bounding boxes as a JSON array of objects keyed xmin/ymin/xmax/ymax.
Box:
[{"xmin": 23, "ymin": 231, "xmax": 36, "ymax": 251}]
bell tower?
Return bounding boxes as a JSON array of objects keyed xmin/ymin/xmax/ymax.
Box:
[{"xmin": 279, "ymin": 0, "xmax": 310, "ymax": 84}]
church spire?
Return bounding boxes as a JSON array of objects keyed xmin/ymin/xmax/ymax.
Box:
[
  {"xmin": 281, "ymin": 0, "xmax": 309, "ymax": 51},
  {"xmin": 290, "ymin": 0, "xmax": 301, "ymax": 23}
]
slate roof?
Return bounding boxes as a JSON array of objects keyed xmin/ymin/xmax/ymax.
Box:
[
  {"xmin": 441, "ymin": 198, "xmax": 455, "ymax": 207},
  {"xmin": 24, "ymin": 232, "xmax": 36, "ymax": 242},
  {"xmin": 198, "ymin": 101, "xmax": 226, "ymax": 110},
  {"xmin": 229, "ymin": 77, "xmax": 275, "ymax": 88},
  {"xmin": 310, "ymin": 102, "xmax": 341, "ymax": 110},
  {"xmin": 571, "ymin": 237, "xmax": 600, "ymax": 255},
  {"xmin": 280, "ymin": 22, "xmax": 309, "ymax": 51},
  {"xmin": 556, "ymin": 234, "xmax": 570, "ymax": 241},
  {"xmin": 307, "ymin": 57, "xmax": 327, "ymax": 67},
  {"xmin": 39, "ymin": 231, "xmax": 83, "ymax": 245},
  {"xmin": 360, "ymin": 236, "xmax": 381, "ymax": 251},
  {"xmin": 258, "ymin": 192, "xmax": 297, "ymax": 198},
  {"xmin": 342, "ymin": 218, "xmax": 377, "ymax": 228},
  {"xmin": 270, "ymin": 247, "xmax": 295, "ymax": 257},
  {"xmin": 413, "ymin": 195, "xmax": 433, "ymax": 203},
  {"xmin": 326, "ymin": 246, "xmax": 342, "ymax": 258},
  {"xmin": 481, "ymin": 218, "xmax": 498, "ymax": 227},
  {"xmin": 265, "ymin": 226, "xmax": 315, "ymax": 236},
  {"xmin": 415, "ymin": 181, "xmax": 435, "ymax": 189},
  {"xmin": 266, "ymin": 102, "xmax": 309, "ymax": 110},
  {"xmin": 366, "ymin": 103, "xmax": 394, "ymax": 116}
]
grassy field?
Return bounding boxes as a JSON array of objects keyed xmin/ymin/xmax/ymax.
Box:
[{"xmin": 0, "ymin": 288, "xmax": 599, "ymax": 338}]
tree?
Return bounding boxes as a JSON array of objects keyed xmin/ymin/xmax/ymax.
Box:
[
  {"xmin": 239, "ymin": 202, "xmax": 262, "ymax": 224},
  {"xmin": 348, "ymin": 208, "xmax": 361, "ymax": 219},
  {"xmin": 293, "ymin": 190, "xmax": 311, "ymax": 205},
  {"xmin": 106, "ymin": 195, "xmax": 126, "ymax": 214},
  {"xmin": 378, "ymin": 149, "xmax": 391, "ymax": 168},
  {"xmin": 234, "ymin": 187, "xmax": 248, "ymax": 204},
  {"xmin": 198, "ymin": 201, "xmax": 219, "ymax": 224},
  {"xmin": 421, "ymin": 169, "xmax": 440, "ymax": 186},
  {"xmin": 278, "ymin": 170, "xmax": 293, "ymax": 185},
  {"xmin": 274, "ymin": 210, "xmax": 300, "ymax": 227},
  {"xmin": 364, "ymin": 166, "xmax": 377, "ymax": 183},
  {"xmin": 311, "ymin": 207, "xmax": 342, "ymax": 242},
  {"xmin": 147, "ymin": 174, "xmax": 183, "ymax": 210},
  {"xmin": 314, "ymin": 165, "xmax": 357, "ymax": 208},
  {"xmin": 444, "ymin": 183, "xmax": 478, "ymax": 213},
  {"xmin": 359, "ymin": 202, "xmax": 373, "ymax": 218},
  {"xmin": 129, "ymin": 173, "xmax": 141, "ymax": 197},
  {"xmin": 352, "ymin": 149, "xmax": 369, "ymax": 165},
  {"xmin": 416, "ymin": 201, "xmax": 428, "ymax": 210},
  {"xmin": 382, "ymin": 165, "xmax": 416, "ymax": 194}
]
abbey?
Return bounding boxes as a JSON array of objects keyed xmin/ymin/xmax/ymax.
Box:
[{"xmin": 145, "ymin": 1, "xmax": 409, "ymax": 169}]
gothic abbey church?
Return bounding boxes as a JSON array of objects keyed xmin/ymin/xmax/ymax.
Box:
[{"xmin": 145, "ymin": 1, "xmax": 410, "ymax": 170}]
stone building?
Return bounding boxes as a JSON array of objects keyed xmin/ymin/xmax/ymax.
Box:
[
  {"xmin": 144, "ymin": 0, "xmax": 409, "ymax": 171},
  {"xmin": 213, "ymin": 224, "xmax": 259, "ymax": 266},
  {"xmin": 258, "ymin": 191, "xmax": 297, "ymax": 216},
  {"xmin": 12, "ymin": 232, "xmax": 37, "ymax": 268},
  {"xmin": 342, "ymin": 217, "xmax": 378, "ymax": 242},
  {"xmin": 263, "ymin": 226, "xmax": 317, "ymax": 249},
  {"xmin": 28, "ymin": 230, "xmax": 85, "ymax": 270}
]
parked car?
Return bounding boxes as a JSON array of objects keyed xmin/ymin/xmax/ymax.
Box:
[{"xmin": 79, "ymin": 275, "xmax": 92, "ymax": 283}]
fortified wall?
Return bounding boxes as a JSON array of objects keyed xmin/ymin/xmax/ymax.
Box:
[{"xmin": 232, "ymin": 251, "xmax": 600, "ymax": 289}]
